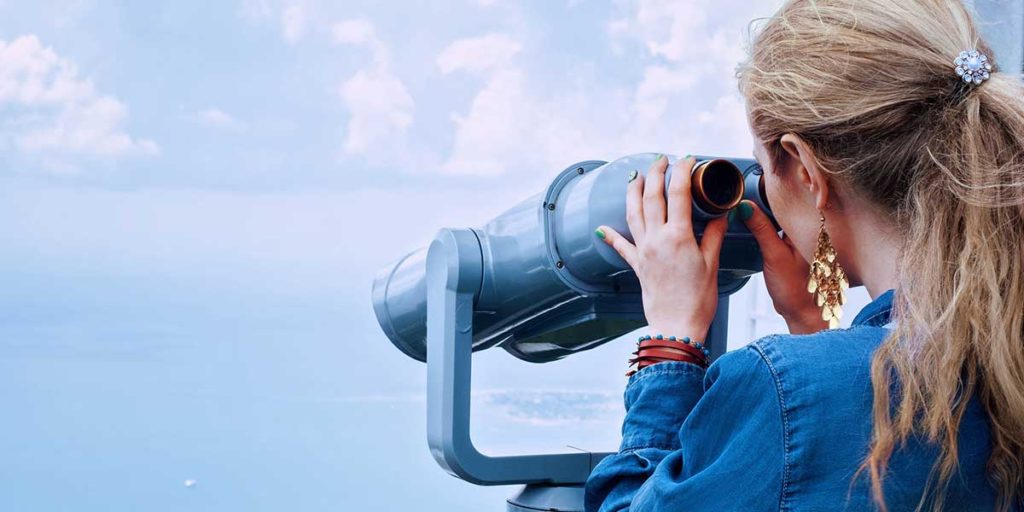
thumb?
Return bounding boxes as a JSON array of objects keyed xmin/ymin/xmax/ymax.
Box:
[
  {"xmin": 700, "ymin": 214, "xmax": 729, "ymax": 268},
  {"xmin": 595, "ymin": 225, "xmax": 639, "ymax": 270},
  {"xmin": 739, "ymin": 200, "xmax": 786, "ymax": 260}
]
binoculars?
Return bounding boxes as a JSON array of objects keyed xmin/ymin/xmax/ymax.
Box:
[{"xmin": 372, "ymin": 153, "xmax": 775, "ymax": 365}]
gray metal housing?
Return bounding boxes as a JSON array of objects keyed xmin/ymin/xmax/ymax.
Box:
[{"xmin": 373, "ymin": 153, "xmax": 773, "ymax": 365}]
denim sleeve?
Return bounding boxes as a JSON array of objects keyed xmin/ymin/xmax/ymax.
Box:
[{"xmin": 584, "ymin": 346, "xmax": 785, "ymax": 512}]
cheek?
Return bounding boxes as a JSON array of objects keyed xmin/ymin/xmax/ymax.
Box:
[
  {"xmin": 763, "ymin": 173, "xmax": 815, "ymax": 261},
  {"xmin": 764, "ymin": 172, "xmax": 792, "ymax": 228}
]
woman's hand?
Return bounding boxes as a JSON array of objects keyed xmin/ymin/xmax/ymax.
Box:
[
  {"xmin": 595, "ymin": 155, "xmax": 728, "ymax": 343},
  {"xmin": 738, "ymin": 200, "xmax": 828, "ymax": 334}
]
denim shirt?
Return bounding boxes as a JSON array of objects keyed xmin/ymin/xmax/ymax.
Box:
[{"xmin": 585, "ymin": 289, "xmax": 1013, "ymax": 511}]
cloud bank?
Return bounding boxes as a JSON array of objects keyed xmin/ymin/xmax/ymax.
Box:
[{"xmin": 0, "ymin": 35, "xmax": 158, "ymax": 172}]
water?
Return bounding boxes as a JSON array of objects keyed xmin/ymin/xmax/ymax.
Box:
[{"xmin": 0, "ymin": 267, "xmax": 632, "ymax": 511}]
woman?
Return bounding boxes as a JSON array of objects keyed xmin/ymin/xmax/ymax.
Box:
[{"xmin": 587, "ymin": 0, "xmax": 1024, "ymax": 510}]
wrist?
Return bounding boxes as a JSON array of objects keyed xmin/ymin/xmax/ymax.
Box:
[{"xmin": 646, "ymin": 323, "xmax": 709, "ymax": 344}]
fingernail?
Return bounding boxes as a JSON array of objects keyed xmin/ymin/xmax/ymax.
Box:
[
  {"xmin": 684, "ymin": 154, "xmax": 692, "ymax": 159},
  {"xmin": 595, "ymin": 227, "xmax": 606, "ymax": 240},
  {"xmin": 628, "ymin": 169, "xmax": 638, "ymax": 182},
  {"xmin": 738, "ymin": 201, "xmax": 754, "ymax": 221},
  {"xmin": 727, "ymin": 208, "xmax": 737, "ymax": 224},
  {"xmin": 654, "ymin": 153, "xmax": 664, "ymax": 161}
]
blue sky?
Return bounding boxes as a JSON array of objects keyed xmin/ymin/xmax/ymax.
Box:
[{"xmin": 0, "ymin": 1, "xmax": 881, "ymax": 510}]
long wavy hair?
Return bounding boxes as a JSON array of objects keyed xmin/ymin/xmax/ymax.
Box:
[{"xmin": 736, "ymin": 0, "xmax": 1024, "ymax": 510}]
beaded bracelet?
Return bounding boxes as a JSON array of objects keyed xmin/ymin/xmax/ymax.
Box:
[{"xmin": 626, "ymin": 334, "xmax": 711, "ymax": 377}]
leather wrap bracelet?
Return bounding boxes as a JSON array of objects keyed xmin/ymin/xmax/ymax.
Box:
[{"xmin": 626, "ymin": 334, "xmax": 711, "ymax": 377}]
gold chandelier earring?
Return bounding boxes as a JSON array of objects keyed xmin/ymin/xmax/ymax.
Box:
[{"xmin": 807, "ymin": 211, "xmax": 848, "ymax": 328}]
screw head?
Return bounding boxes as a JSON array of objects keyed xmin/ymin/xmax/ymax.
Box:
[
  {"xmin": 576, "ymin": 167, "xmax": 585, "ymax": 175},
  {"xmin": 547, "ymin": 203, "xmax": 556, "ymax": 211},
  {"xmin": 555, "ymin": 260, "xmax": 564, "ymax": 269}
]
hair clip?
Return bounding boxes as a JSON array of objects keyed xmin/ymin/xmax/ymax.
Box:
[{"xmin": 954, "ymin": 49, "xmax": 992, "ymax": 85}]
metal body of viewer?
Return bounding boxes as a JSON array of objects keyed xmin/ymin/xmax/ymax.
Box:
[
  {"xmin": 379, "ymin": 152, "xmax": 762, "ymax": 512},
  {"xmin": 425, "ymin": 227, "xmax": 736, "ymax": 511}
]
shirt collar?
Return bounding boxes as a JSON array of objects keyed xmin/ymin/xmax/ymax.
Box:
[{"xmin": 851, "ymin": 288, "xmax": 895, "ymax": 327}]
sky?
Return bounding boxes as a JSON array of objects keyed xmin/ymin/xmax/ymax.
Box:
[{"xmin": 0, "ymin": 1, "xmax": 884, "ymax": 511}]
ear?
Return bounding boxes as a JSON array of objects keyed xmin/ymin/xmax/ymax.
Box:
[{"xmin": 779, "ymin": 133, "xmax": 830, "ymax": 211}]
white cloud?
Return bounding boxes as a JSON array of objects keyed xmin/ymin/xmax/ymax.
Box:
[
  {"xmin": 438, "ymin": 72, "xmax": 597, "ymax": 179},
  {"xmin": 434, "ymin": 1, "xmax": 785, "ymax": 179},
  {"xmin": 238, "ymin": 0, "xmax": 308, "ymax": 44},
  {"xmin": 194, "ymin": 107, "xmax": 244, "ymax": 130},
  {"xmin": 436, "ymin": 34, "xmax": 603, "ymax": 178},
  {"xmin": 0, "ymin": 35, "xmax": 158, "ymax": 167},
  {"xmin": 436, "ymin": 34, "xmax": 524, "ymax": 176},
  {"xmin": 16, "ymin": 96, "xmax": 158, "ymax": 156},
  {"xmin": 439, "ymin": 68, "xmax": 526, "ymax": 176},
  {"xmin": 331, "ymin": 18, "xmax": 389, "ymax": 68},
  {"xmin": 693, "ymin": 94, "xmax": 756, "ymax": 156},
  {"xmin": 238, "ymin": 9, "xmax": 417, "ymax": 158},
  {"xmin": 629, "ymin": 0, "xmax": 711, "ymax": 62},
  {"xmin": 338, "ymin": 69, "xmax": 414, "ymax": 154},
  {"xmin": 333, "ymin": 19, "xmax": 415, "ymax": 155},
  {"xmin": 234, "ymin": 0, "xmax": 777, "ymax": 179},
  {"xmin": 280, "ymin": 3, "xmax": 306, "ymax": 44},
  {"xmin": 607, "ymin": 0, "xmax": 784, "ymax": 155},
  {"xmin": 436, "ymin": 33, "xmax": 522, "ymax": 75},
  {"xmin": 331, "ymin": 18, "xmax": 377, "ymax": 47},
  {"xmin": 238, "ymin": 0, "xmax": 273, "ymax": 22},
  {"xmin": 628, "ymin": 64, "xmax": 698, "ymax": 142}
]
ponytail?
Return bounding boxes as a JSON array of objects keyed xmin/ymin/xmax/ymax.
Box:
[
  {"xmin": 868, "ymin": 71, "xmax": 1024, "ymax": 511},
  {"xmin": 737, "ymin": 1, "xmax": 1024, "ymax": 509}
]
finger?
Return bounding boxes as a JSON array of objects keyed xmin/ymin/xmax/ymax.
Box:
[
  {"xmin": 779, "ymin": 231, "xmax": 801, "ymax": 253},
  {"xmin": 780, "ymin": 232, "xmax": 812, "ymax": 265},
  {"xmin": 740, "ymin": 199, "xmax": 786, "ymax": 260},
  {"xmin": 643, "ymin": 155, "xmax": 668, "ymax": 228},
  {"xmin": 595, "ymin": 225, "xmax": 639, "ymax": 269},
  {"xmin": 700, "ymin": 214, "xmax": 729, "ymax": 268},
  {"xmin": 667, "ymin": 155, "xmax": 696, "ymax": 229},
  {"xmin": 626, "ymin": 170, "xmax": 646, "ymax": 246}
]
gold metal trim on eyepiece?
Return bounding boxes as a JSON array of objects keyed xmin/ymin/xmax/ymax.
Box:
[{"xmin": 691, "ymin": 159, "xmax": 745, "ymax": 214}]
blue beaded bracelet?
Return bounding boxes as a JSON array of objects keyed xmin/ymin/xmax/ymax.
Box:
[{"xmin": 638, "ymin": 333, "xmax": 711, "ymax": 358}]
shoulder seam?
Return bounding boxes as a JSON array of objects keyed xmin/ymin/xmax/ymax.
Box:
[{"xmin": 751, "ymin": 338, "xmax": 791, "ymax": 512}]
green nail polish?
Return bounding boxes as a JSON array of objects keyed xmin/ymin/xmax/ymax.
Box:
[
  {"xmin": 738, "ymin": 201, "xmax": 754, "ymax": 221},
  {"xmin": 628, "ymin": 169, "xmax": 638, "ymax": 182},
  {"xmin": 727, "ymin": 208, "xmax": 737, "ymax": 224},
  {"xmin": 595, "ymin": 228, "xmax": 606, "ymax": 240},
  {"xmin": 654, "ymin": 153, "xmax": 663, "ymax": 161}
]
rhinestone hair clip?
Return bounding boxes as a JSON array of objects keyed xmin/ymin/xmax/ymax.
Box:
[{"xmin": 954, "ymin": 49, "xmax": 992, "ymax": 85}]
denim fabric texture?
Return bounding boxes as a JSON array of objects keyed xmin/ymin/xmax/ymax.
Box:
[{"xmin": 584, "ymin": 289, "xmax": 1014, "ymax": 511}]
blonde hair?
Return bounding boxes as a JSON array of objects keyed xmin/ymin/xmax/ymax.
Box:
[{"xmin": 737, "ymin": 0, "xmax": 1024, "ymax": 510}]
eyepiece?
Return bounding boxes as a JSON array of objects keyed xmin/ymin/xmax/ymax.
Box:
[{"xmin": 691, "ymin": 159, "xmax": 745, "ymax": 215}]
